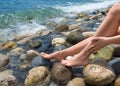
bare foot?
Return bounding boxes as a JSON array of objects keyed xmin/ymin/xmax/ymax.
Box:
[
  {"xmin": 61, "ymin": 50, "xmax": 89, "ymax": 67},
  {"xmin": 40, "ymin": 51, "xmax": 67, "ymax": 61}
]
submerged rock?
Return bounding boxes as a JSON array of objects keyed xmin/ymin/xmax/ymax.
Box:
[
  {"xmin": 51, "ymin": 62, "xmax": 72, "ymax": 85},
  {"xmin": 83, "ymin": 59, "xmax": 116, "ymax": 86},
  {"xmin": 66, "ymin": 78, "xmax": 86, "ymax": 86},
  {"xmin": 25, "ymin": 66, "xmax": 50, "ymax": 86}
]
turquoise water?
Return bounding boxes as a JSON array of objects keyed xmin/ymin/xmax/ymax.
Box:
[{"xmin": 0, "ymin": 0, "xmax": 119, "ymax": 43}]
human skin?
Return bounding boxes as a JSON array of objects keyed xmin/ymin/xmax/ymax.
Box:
[{"xmin": 34, "ymin": 3, "xmax": 120, "ymax": 67}]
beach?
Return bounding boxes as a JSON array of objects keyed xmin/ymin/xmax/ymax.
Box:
[{"xmin": 0, "ymin": 0, "xmax": 120, "ymax": 86}]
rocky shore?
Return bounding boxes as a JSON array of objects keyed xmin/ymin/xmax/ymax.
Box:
[{"xmin": 0, "ymin": 6, "xmax": 120, "ymax": 86}]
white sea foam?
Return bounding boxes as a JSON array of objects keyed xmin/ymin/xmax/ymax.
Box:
[{"xmin": 54, "ymin": 0, "xmax": 119, "ymax": 13}]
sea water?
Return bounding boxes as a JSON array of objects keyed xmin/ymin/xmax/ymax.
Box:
[{"xmin": 0, "ymin": 0, "xmax": 119, "ymax": 43}]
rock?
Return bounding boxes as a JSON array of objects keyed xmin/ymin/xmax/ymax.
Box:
[
  {"xmin": 52, "ymin": 38, "xmax": 66, "ymax": 46},
  {"xmin": 19, "ymin": 54, "xmax": 27, "ymax": 60},
  {"xmin": 89, "ymin": 45, "xmax": 114, "ymax": 61},
  {"xmin": 66, "ymin": 31, "xmax": 84, "ymax": 45},
  {"xmin": 54, "ymin": 45, "xmax": 67, "ymax": 52},
  {"xmin": 27, "ymin": 39, "xmax": 42, "ymax": 49},
  {"xmin": 13, "ymin": 34, "xmax": 32, "ymax": 41},
  {"xmin": 51, "ymin": 62, "xmax": 72, "ymax": 85},
  {"xmin": 31, "ymin": 56, "xmax": 52, "ymax": 69},
  {"xmin": 69, "ymin": 24, "xmax": 80, "ymax": 30},
  {"xmin": 24, "ymin": 66, "xmax": 50, "ymax": 86},
  {"xmin": 19, "ymin": 61, "xmax": 31, "ymax": 70},
  {"xmin": 114, "ymin": 76, "xmax": 120, "ymax": 86},
  {"xmin": 0, "ymin": 54, "xmax": 9, "ymax": 68},
  {"xmin": 82, "ymin": 31, "xmax": 95, "ymax": 38},
  {"xmin": 66, "ymin": 78, "xmax": 85, "ymax": 86},
  {"xmin": 16, "ymin": 37, "xmax": 31, "ymax": 45},
  {"xmin": 110, "ymin": 44, "xmax": 120, "ymax": 57},
  {"xmin": 83, "ymin": 59, "xmax": 116, "ymax": 86},
  {"xmin": 0, "ymin": 70, "xmax": 16, "ymax": 86},
  {"xmin": 0, "ymin": 41, "xmax": 17, "ymax": 50},
  {"xmin": 26, "ymin": 50, "xmax": 38, "ymax": 60},
  {"xmin": 109, "ymin": 58, "xmax": 120, "ymax": 75},
  {"xmin": 9, "ymin": 47, "xmax": 25, "ymax": 56},
  {"xmin": 77, "ymin": 13, "xmax": 88, "ymax": 18},
  {"xmin": 47, "ymin": 21, "xmax": 58, "ymax": 27},
  {"xmin": 54, "ymin": 24, "xmax": 69, "ymax": 32}
]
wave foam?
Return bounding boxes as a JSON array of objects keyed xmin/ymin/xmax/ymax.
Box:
[{"xmin": 54, "ymin": 0, "xmax": 119, "ymax": 13}]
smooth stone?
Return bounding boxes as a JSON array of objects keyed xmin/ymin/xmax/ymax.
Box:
[
  {"xmin": 19, "ymin": 54, "xmax": 27, "ymax": 60},
  {"xmin": 0, "ymin": 70, "xmax": 16, "ymax": 86},
  {"xmin": 24, "ymin": 66, "xmax": 50, "ymax": 86},
  {"xmin": 114, "ymin": 76, "xmax": 120, "ymax": 86},
  {"xmin": 47, "ymin": 21, "xmax": 58, "ymax": 27},
  {"xmin": 83, "ymin": 59, "xmax": 116, "ymax": 86},
  {"xmin": 82, "ymin": 31, "xmax": 95, "ymax": 38},
  {"xmin": 89, "ymin": 45, "xmax": 114, "ymax": 61},
  {"xmin": 26, "ymin": 50, "xmax": 38, "ymax": 60},
  {"xmin": 110, "ymin": 44, "xmax": 120, "ymax": 57},
  {"xmin": 54, "ymin": 45, "xmax": 67, "ymax": 52},
  {"xmin": 54, "ymin": 24, "xmax": 69, "ymax": 32},
  {"xmin": 69, "ymin": 24, "xmax": 80, "ymax": 30},
  {"xmin": 66, "ymin": 31, "xmax": 84, "ymax": 45},
  {"xmin": 16, "ymin": 37, "xmax": 31, "ymax": 45},
  {"xmin": 51, "ymin": 62, "xmax": 72, "ymax": 85},
  {"xmin": 0, "ymin": 41, "xmax": 17, "ymax": 50},
  {"xmin": 27, "ymin": 39, "xmax": 42, "ymax": 49},
  {"xmin": 9, "ymin": 47, "xmax": 25, "ymax": 56},
  {"xmin": 52, "ymin": 38, "xmax": 66, "ymax": 46},
  {"xmin": 66, "ymin": 78, "xmax": 86, "ymax": 86},
  {"xmin": 109, "ymin": 58, "xmax": 120, "ymax": 75},
  {"xmin": 31, "ymin": 56, "xmax": 52, "ymax": 69},
  {"xmin": 0, "ymin": 54, "xmax": 9, "ymax": 68}
]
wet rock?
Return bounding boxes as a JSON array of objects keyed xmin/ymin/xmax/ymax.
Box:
[
  {"xmin": 77, "ymin": 13, "xmax": 88, "ymax": 18},
  {"xmin": 69, "ymin": 24, "xmax": 80, "ymax": 30},
  {"xmin": 51, "ymin": 62, "xmax": 72, "ymax": 85},
  {"xmin": 109, "ymin": 58, "xmax": 120, "ymax": 75},
  {"xmin": 19, "ymin": 61, "xmax": 31, "ymax": 70},
  {"xmin": 66, "ymin": 78, "xmax": 85, "ymax": 86},
  {"xmin": 26, "ymin": 50, "xmax": 38, "ymax": 60},
  {"xmin": 16, "ymin": 37, "xmax": 31, "ymax": 45},
  {"xmin": 54, "ymin": 24, "xmax": 69, "ymax": 32},
  {"xmin": 83, "ymin": 59, "xmax": 116, "ymax": 86},
  {"xmin": 89, "ymin": 45, "xmax": 114, "ymax": 61},
  {"xmin": 52, "ymin": 38, "xmax": 66, "ymax": 46},
  {"xmin": 0, "ymin": 54, "xmax": 9, "ymax": 68},
  {"xmin": 31, "ymin": 56, "xmax": 52, "ymax": 69},
  {"xmin": 114, "ymin": 76, "xmax": 120, "ymax": 86},
  {"xmin": 82, "ymin": 31, "xmax": 95, "ymax": 38},
  {"xmin": 9, "ymin": 47, "xmax": 25, "ymax": 56},
  {"xmin": 47, "ymin": 21, "xmax": 58, "ymax": 27},
  {"xmin": 0, "ymin": 41, "xmax": 17, "ymax": 50},
  {"xmin": 24, "ymin": 66, "xmax": 50, "ymax": 86},
  {"xmin": 66, "ymin": 31, "xmax": 84, "ymax": 45},
  {"xmin": 0, "ymin": 70, "xmax": 17, "ymax": 86},
  {"xmin": 110, "ymin": 44, "xmax": 120, "ymax": 57},
  {"xmin": 54, "ymin": 45, "xmax": 67, "ymax": 52},
  {"xmin": 19, "ymin": 54, "xmax": 27, "ymax": 60},
  {"xmin": 27, "ymin": 39, "xmax": 42, "ymax": 49}
]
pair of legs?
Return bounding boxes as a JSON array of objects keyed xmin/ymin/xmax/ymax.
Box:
[{"xmin": 38, "ymin": 3, "xmax": 120, "ymax": 66}]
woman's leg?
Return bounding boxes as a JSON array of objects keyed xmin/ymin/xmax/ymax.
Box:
[
  {"xmin": 40, "ymin": 3, "xmax": 120, "ymax": 62},
  {"xmin": 61, "ymin": 3, "xmax": 120, "ymax": 66}
]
